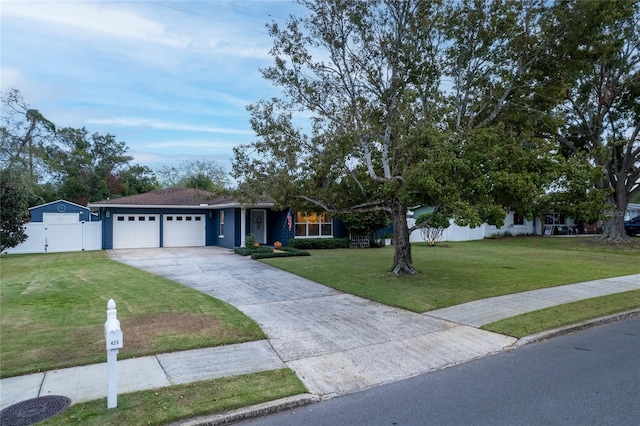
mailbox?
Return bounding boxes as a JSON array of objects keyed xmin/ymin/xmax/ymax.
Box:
[{"xmin": 104, "ymin": 318, "xmax": 123, "ymax": 350}]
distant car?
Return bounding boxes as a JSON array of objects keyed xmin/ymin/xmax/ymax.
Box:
[{"xmin": 624, "ymin": 216, "xmax": 640, "ymax": 236}]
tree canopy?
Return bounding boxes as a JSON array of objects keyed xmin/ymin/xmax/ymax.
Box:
[
  {"xmin": 541, "ymin": 0, "xmax": 640, "ymax": 240},
  {"xmin": 232, "ymin": 0, "xmax": 563, "ymax": 275}
]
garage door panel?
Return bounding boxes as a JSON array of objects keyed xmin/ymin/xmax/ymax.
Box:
[
  {"xmin": 113, "ymin": 214, "xmax": 160, "ymax": 249},
  {"xmin": 163, "ymin": 214, "xmax": 205, "ymax": 247}
]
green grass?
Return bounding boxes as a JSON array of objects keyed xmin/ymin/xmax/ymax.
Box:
[
  {"xmin": 482, "ymin": 290, "xmax": 640, "ymax": 338},
  {"xmin": 2, "ymin": 237, "xmax": 639, "ymax": 424},
  {"xmin": 40, "ymin": 369, "xmax": 305, "ymax": 426},
  {"xmin": 262, "ymin": 237, "xmax": 640, "ymax": 312},
  {"xmin": 0, "ymin": 251, "xmax": 265, "ymax": 378}
]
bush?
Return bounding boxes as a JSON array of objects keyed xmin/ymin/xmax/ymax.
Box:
[
  {"xmin": 234, "ymin": 246, "xmax": 273, "ymax": 256},
  {"xmin": 287, "ymin": 238, "xmax": 350, "ymax": 249},
  {"xmin": 234, "ymin": 245, "xmax": 310, "ymax": 259},
  {"xmin": 252, "ymin": 249, "xmax": 310, "ymax": 259},
  {"xmin": 487, "ymin": 231, "xmax": 514, "ymax": 239}
]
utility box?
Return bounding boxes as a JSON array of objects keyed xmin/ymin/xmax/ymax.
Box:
[{"xmin": 105, "ymin": 318, "xmax": 123, "ymax": 350}]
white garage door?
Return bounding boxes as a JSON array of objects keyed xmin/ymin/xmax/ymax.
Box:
[
  {"xmin": 113, "ymin": 214, "xmax": 160, "ymax": 249},
  {"xmin": 163, "ymin": 214, "xmax": 206, "ymax": 247}
]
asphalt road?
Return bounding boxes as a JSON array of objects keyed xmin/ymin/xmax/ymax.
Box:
[{"xmin": 239, "ymin": 317, "xmax": 640, "ymax": 426}]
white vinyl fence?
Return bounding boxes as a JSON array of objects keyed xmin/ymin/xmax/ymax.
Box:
[
  {"xmin": 4, "ymin": 222, "xmax": 102, "ymax": 254},
  {"xmin": 408, "ymin": 217, "xmax": 537, "ymax": 243}
]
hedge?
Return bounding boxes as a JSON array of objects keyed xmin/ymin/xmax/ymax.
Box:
[
  {"xmin": 234, "ymin": 245, "xmax": 310, "ymax": 259},
  {"xmin": 287, "ymin": 238, "xmax": 350, "ymax": 249},
  {"xmin": 252, "ymin": 250, "xmax": 310, "ymax": 260},
  {"xmin": 234, "ymin": 247, "xmax": 274, "ymax": 256}
]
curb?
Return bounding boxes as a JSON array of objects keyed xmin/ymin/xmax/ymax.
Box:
[
  {"xmin": 169, "ymin": 393, "xmax": 320, "ymax": 426},
  {"xmin": 512, "ymin": 308, "xmax": 640, "ymax": 348}
]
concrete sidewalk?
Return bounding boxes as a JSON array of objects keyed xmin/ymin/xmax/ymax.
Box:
[{"xmin": 1, "ymin": 246, "xmax": 638, "ymax": 415}]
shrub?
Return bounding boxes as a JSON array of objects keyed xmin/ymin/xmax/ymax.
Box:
[
  {"xmin": 252, "ymin": 249, "xmax": 310, "ymax": 259},
  {"xmin": 234, "ymin": 246, "xmax": 273, "ymax": 256},
  {"xmin": 234, "ymin": 245, "xmax": 310, "ymax": 258},
  {"xmin": 287, "ymin": 238, "xmax": 350, "ymax": 249},
  {"xmin": 244, "ymin": 234, "xmax": 256, "ymax": 248},
  {"xmin": 487, "ymin": 231, "xmax": 514, "ymax": 239},
  {"xmin": 415, "ymin": 212, "xmax": 451, "ymax": 245}
]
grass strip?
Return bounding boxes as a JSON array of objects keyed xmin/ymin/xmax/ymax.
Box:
[
  {"xmin": 482, "ymin": 290, "xmax": 640, "ymax": 338},
  {"xmin": 40, "ymin": 369, "xmax": 306, "ymax": 426}
]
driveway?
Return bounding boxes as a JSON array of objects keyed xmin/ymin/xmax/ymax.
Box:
[{"xmin": 108, "ymin": 247, "xmax": 515, "ymax": 397}]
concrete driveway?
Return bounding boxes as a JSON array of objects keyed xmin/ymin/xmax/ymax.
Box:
[{"xmin": 108, "ymin": 247, "xmax": 515, "ymax": 397}]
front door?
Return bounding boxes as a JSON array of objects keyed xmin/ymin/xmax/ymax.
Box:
[{"xmin": 250, "ymin": 210, "xmax": 267, "ymax": 244}]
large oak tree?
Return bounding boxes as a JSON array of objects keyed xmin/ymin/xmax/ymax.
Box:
[
  {"xmin": 233, "ymin": 0, "xmax": 559, "ymax": 275},
  {"xmin": 545, "ymin": 0, "xmax": 640, "ymax": 241}
]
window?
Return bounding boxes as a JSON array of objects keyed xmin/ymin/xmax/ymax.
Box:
[
  {"xmin": 544, "ymin": 213, "xmax": 565, "ymax": 225},
  {"xmin": 177, "ymin": 216, "xmax": 183, "ymax": 221},
  {"xmin": 117, "ymin": 216, "xmax": 125, "ymax": 221},
  {"xmin": 195, "ymin": 216, "xmax": 201, "ymax": 221},
  {"xmin": 513, "ymin": 213, "xmax": 525, "ymax": 226},
  {"xmin": 128, "ymin": 216, "xmax": 135, "ymax": 221},
  {"xmin": 139, "ymin": 216, "xmax": 146, "ymax": 221},
  {"xmin": 219, "ymin": 211, "xmax": 224, "ymax": 236},
  {"xmin": 295, "ymin": 212, "xmax": 333, "ymax": 238},
  {"xmin": 186, "ymin": 216, "xmax": 192, "ymax": 221},
  {"xmin": 149, "ymin": 216, "xmax": 156, "ymax": 221},
  {"xmin": 167, "ymin": 216, "xmax": 173, "ymax": 221}
]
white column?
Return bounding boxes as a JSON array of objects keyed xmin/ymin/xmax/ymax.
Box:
[{"xmin": 240, "ymin": 208, "xmax": 246, "ymax": 247}]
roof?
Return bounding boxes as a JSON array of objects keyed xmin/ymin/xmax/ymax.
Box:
[
  {"xmin": 29, "ymin": 199, "xmax": 90, "ymax": 211},
  {"xmin": 87, "ymin": 187, "xmax": 274, "ymax": 209}
]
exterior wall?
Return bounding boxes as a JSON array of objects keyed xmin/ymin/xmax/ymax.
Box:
[
  {"xmin": 268, "ymin": 210, "xmax": 348, "ymax": 246},
  {"xmin": 4, "ymin": 221, "xmax": 102, "ymax": 254},
  {"xmin": 30, "ymin": 200, "xmax": 96, "ymax": 222},
  {"xmin": 98, "ymin": 207, "xmax": 217, "ymax": 249},
  {"xmin": 270, "ymin": 210, "xmax": 294, "ymax": 245},
  {"xmin": 216, "ymin": 208, "xmax": 236, "ymax": 249}
]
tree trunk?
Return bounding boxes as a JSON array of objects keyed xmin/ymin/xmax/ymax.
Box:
[
  {"xmin": 600, "ymin": 191, "xmax": 630, "ymax": 242},
  {"xmin": 389, "ymin": 199, "xmax": 418, "ymax": 275}
]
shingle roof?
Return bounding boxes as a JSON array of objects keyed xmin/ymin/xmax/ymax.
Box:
[{"xmin": 89, "ymin": 188, "xmax": 233, "ymax": 207}]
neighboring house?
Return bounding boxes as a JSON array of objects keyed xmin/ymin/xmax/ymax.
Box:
[
  {"xmin": 88, "ymin": 187, "xmax": 348, "ymax": 250},
  {"xmin": 4, "ymin": 200, "xmax": 102, "ymax": 254},
  {"xmin": 29, "ymin": 199, "xmax": 100, "ymax": 223}
]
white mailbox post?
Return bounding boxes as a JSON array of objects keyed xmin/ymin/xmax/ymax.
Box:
[{"xmin": 104, "ymin": 299, "xmax": 123, "ymax": 409}]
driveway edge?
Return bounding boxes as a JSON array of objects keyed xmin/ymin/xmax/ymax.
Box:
[
  {"xmin": 169, "ymin": 393, "xmax": 320, "ymax": 426},
  {"xmin": 513, "ymin": 308, "xmax": 640, "ymax": 348}
]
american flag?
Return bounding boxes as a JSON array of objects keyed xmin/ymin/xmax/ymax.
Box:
[{"xmin": 286, "ymin": 209, "xmax": 293, "ymax": 231}]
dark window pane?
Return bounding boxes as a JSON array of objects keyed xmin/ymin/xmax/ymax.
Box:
[
  {"xmin": 295, "ymin": 224, "xmax": 307, "ymax": 236},
  {"xmin": 308, "ymin": 224, "xmax": 320, "ymax": 236}
]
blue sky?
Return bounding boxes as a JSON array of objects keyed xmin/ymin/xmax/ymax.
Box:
[{"xmin": 1, "ymin": 0, "xmax": 304, "ymax": 171}]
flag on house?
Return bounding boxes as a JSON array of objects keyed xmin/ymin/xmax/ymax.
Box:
[{"xmin": 286, "ymin": 209, "xmax": 293, "ymax": 231}]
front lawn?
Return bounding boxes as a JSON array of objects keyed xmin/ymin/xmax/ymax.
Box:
[
  {"xmin": 0, "ymin": 251, "xmax": 265, "ymax": 378},
  {"xmin": 261, "ymin": 237, "xmax": 640, "ymax": 312}
]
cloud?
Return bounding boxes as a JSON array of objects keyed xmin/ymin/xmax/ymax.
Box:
[
  {"xmin": 85, "ymin": 117, "xmax": 254, "ymax": 135},
  {"xmin": 0, "ymin": 68, "xmax": 26, "ymax": 92},
  {"xmin": 2, "ymin": 1, "xmax": 189, "ymax": 48}
]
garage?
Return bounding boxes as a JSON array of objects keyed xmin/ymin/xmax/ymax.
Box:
[
  {"xmin": 113, "ymin": 214, "xmax": 160, "ymax": 249},
  {"xmin": 163, "ymin": 214, "xmax": 206, "ymax": 247}
]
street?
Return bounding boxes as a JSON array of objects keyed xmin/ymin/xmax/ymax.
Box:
[{"xmin": 239, "ymin": 317, "xmax": 640, "ymax": 425}]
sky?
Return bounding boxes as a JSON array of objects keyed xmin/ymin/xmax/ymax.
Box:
[{"xmin": 1, "ymin": 0, "xmax": 305, "ymax": 172}]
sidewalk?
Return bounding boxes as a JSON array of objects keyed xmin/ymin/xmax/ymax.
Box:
[{"xmin": 2, "ymin": 273, "xmax": 639, "ymax": 414}]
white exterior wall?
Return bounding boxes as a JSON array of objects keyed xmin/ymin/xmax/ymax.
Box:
[{"xmin": 4, "ymin": 222, "xmax": 102, "ymax": 254}]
